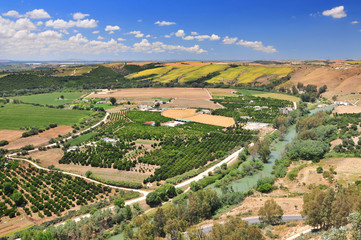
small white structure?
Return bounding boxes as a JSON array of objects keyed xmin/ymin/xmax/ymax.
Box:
[
  {"xmin": 147, "ymin": 183, "xmax": 153, "ymax": 188},
  {"xmin": 138, "ymin": 105, "xmax": 153, "ymax": 111},
  {"xmin": 67, "ymin": 146, "xmax": 79, "ymax": 152},
  {"xmin": 102, "ymin": 137, "xmax": 117, "ymax": 146},
  {"xmin": 254, "ymin": 106, "xmax": 269, "ymax": 111},
  {"xmin": 243, "ymin": 122, "xmax": 270, "ymax": 130},
  {"xmin": 161, "ymin": 121, "xmax": 185, "ymax": 127},
  {"xmin": 240, "ymin": 116, "xmax": 252, "ymax": 120},
  {"xmin": 334, "ymin": 101, "xmax": 350, "ymax": 106},
  {"xmin": 279, "ymin": 107, "xmax": 294, "ymax": 114},
  {"xmin": 197, "ymin": 109, "xmax": 211, "ymax": 114}
]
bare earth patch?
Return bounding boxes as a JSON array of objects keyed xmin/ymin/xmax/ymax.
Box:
[
  {"xmin": 4, "ymin": 126, "xmax": 72, "ymax": 150},
  {"xmin": 0, "ymin": 130, "xmax": 24, "ymax": 142},
  {"xmin": 333, "ymin": 105, "xmax": 361, "ymax": 114},
  {"xmin": 87, "ymin": 88, "xmax": 211, "ymax": 100},
  {"xmin": 163, "ymin": 98, "xmax": 220, "ymax": 109},
  {"xmin": 162, "ymin": 109, "xmax": 235, "ymax": 127}
]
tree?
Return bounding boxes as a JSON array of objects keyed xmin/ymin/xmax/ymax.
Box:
[
  {"xmin": 125, "ymin": 205, "xmax": 132, "ymax": 220},
  {"xmin": 153, "ymin": 208, "xmax": 166, "ymax": 237},
  {"xmin": 114, "ymin": 198, "xmax": 125, "ymax": 208},
  {"xmin": 11, "ymin": 192, "xmax": 26, "ymax": 206},
  {"xmin": 110, "ymin": 97, "xmax": 116, "ymax": 105},
  {"xmin": 292, "ymin": 85, "xmax": 299, "ymax": 95},
  {"xmin": 258, "ymin": 139, "xmax": 271, "ymax": 163},
  {"xmin": 258, "ymin": 199, "xmax": 284, "ymax": 225},
  {"xmin": 3, "ymin": 182, "xmax": 15, "ymax": 196},
  {"xmin": 85, "ymin": 170, "xmax": 92, "ymax": 178},
  {"xmin": 146, "ymin": 192, "xmax": 162, "ymax": 207}
]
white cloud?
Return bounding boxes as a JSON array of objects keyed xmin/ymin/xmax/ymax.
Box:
[
  {"xmin": 76, "ymin": 19, "xmax": 97, "ymax": 28},
  {"xmin": 3, "ymin": 10, "xmax": 22, "ymax": 18},
  {"xmin": 146, "ymin": 34, "xmax": 151, "ymax": 38},
  {"xmin": 164, "ymin": 34, "xmax": 172, "ymax": 38},
  {"xmin": 155, "ymin": 20, "xmax": 176, "ymax": 26},
  {"xmin": 105, "ymin": 25, "xmax": 120, "ymax": 32},
  {"xmin": 73, "ymin": 29, "xmax": 78, "ymax": 33},
  {"xmin": 38, "ymin": 30, "xmax": 62, "ymax": 39},
  {"xmin": 191, "ymin": 32, "xmax": 198, "ymax": 35},
  {"xmin": 46, "ymin": 19, "xmax": 98, "ymax": 29},
  {"xmin": 117, "ymin": 37, "xmax": 126, "ymax": 41},
  {"xmin": 183, "ymin": 36, "xmax": 194, "ymax": 40},
  {"xmin": 322, "ymin": 6, "xmax": 347, "ymax": 19},
  {"xmin": 73, "ymin": 12, "xmax": 89, "ymax": 20},
  {"xmin": 133, "ymin": 39, "xmax": 206, "ymax": 54},
  {"xmin": 92, "ymin": 30, "xmax": 99, "ymax": 34},
  {"xmin": 223, "ymin": 36, "xmax": 238, "ymax": 44},
  {"xmin": 209, "ymin": 34, "xmax": 220, "ymax": 41},
  {"xmin": 97, "ymin": 36, "xmax": 104, "ymax": 40},
  {"xmin": 175, "ymin": 29, "xmax": 185, "ymax": 38},
  {"xmin": 37, "ymin": 21, "xmax": 43, "ymax": 26},
  {"xmin": 26, "ymin": 9, "xmax": 51, "ymax": 19},
  {"xmin": 351, "ymin": 21, "xmax": 359, "ymax": 24},
  {"xmin": 127, "ymin": 30, "xmax": 144, "ymax": 38},
  {"xmin": 236, "ymin": 40, "xmax": 277, "ymax": 53},
  {"xmin": 138, "ymin": 19, "xmax": 142, "ymax": 23}
]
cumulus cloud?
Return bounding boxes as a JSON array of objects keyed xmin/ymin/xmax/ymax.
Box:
[
  {"xmin": 127, "ymin": 30, "xmax": 144, "ymax": 38},
  {"xmin": 351, "ymin": 20, "xmax": 359, "ymax": 24},
  {"xmin": 117, "ymin": 37, "xmax": 126, "ymax": 41},
  {"xmin": 73, "ymin": 12, "xmax": 90, "ymax": 20},
  {"xmin": 105, "ymin": 25, "xmax": 120, "ymax": 33},
  {"xmin": 3, "ymin": 10, "xmax": 22, "ymax": 18},
  {"xmin": 155, "ymin": 20, "xmax": 176, "ymax": 26},
  {"xmin": 191, "ymin": 32, "xmax": 198, "ymax": 35},
  {"xmin": 3, "ymin": 9, "xmax": 51, "ymax": 19},
  {"xmin": 322, "ymin": 6, "xmax": 347, "ymax": 19},
  {"xmin": 183, "ymin": 36, "xmax": 194, "ymax": 40},
  {"xmin": 26, "ymin": 9, "xmax": 51, "ymax": 19},
  {"xmin": 223, "ymin": 36, "xmax": 238, "ymax": 44},
  {"xmin": 133, "ymin": 39, "xmax": 206, "ymax": 54},
  {"xmin": 97, "ymin": 36, "xmax": 104, "ymax": 40},
  {"xmin": 46, "ymin": 19, "xmax": 98, "ymax": 29},
  {"xmin": 236, "ymin": 40, "xmax": 277, "ymax": 53},
  {"xmin": 175, "ymin": 29, "xmax": 185, "ymax": 38},
  {"xmin": 92, "ymin": 30, "xmax": 99, "ymax": 34}
]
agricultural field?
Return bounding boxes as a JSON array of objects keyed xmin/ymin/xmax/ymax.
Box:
[
  {"xmin": 11, "ymin": 92, "xmax": 86, "ymax": 106},
  {"xmin": 162, "ymin": 109, "xmax": 235, "ymax": 127},
  {"xmin": 178, "ymin": 64, "xmax": 228, "ymax": 83},
  {"xmin": 126, "ymin": 66, "xmax": 175, "ymax": 80},
  {"xmin": 0, "ymin": 104, "xmax": 94, "ymax": 130},
  {"xmin": 207, "ymin": 66, "xmax": 293, "ymax": 84},
  {"xmin": 0, "ymin": 159, "xmax": 115, "ymax": 221},
  {"xmin": 156, "ymin": 65, "xmax": 203, "ymax": 83}
]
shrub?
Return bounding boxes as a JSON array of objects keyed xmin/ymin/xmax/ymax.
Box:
[{"xmin": 316, "ymin": 166, "xmax": 323, "ymax": 173}]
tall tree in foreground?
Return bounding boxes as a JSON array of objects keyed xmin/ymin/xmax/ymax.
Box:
[{"xmin": 258, "ymin": 199, "xmax": 284, "ymax": 225}]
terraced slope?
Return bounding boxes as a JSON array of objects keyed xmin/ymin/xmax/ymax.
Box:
[
  {"xmin": 127, "ymin": 66, "xmax": 175, "ymax": 80},
  {"xmin": 178, "ymin": 64, "xmax": 228, "ymax": 83}
]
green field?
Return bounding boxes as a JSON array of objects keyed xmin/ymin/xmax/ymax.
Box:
[
  {"xmin": 179, "ymin": 64, "xmax": 228, "ymax": 83},
  {"xmin": 236, "ymin": 89, "xmax": 300, "ymax": 102},
  {"xmin": 0, "ymin": 104, "xmax": 93, "ymax": 129},
  {"xmin": 11, "ymin": 92, "xmax": 86, "ymax": 106}
]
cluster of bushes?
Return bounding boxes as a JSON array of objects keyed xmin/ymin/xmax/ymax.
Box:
[
  {"xmin": 256, "ymin": 177, "xmax": 277, "ymax": 193},
  {"xmin": 145, "ymin": 183, "xmax": 181, "ymax": 207},
  {"xmin": 0, "ymin": 140, "xmax": 9, "ymax": 146},
  {"xmin": 22, "ymin": 123, "xmax": 57, "ymax": 138}
]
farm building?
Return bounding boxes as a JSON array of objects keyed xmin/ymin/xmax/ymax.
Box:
[
  {"xmin": 161, "ymin": 121, "xmax": 185, "ymax": 127},
  {"xmin": 67, "ymin": 146, "xmax": 80, "ymax": 152},
  {"xmin": 197, "ymin": 109, "xmax": 211, "ymax": 114},
  {"xmin": 144, "ymin": 121, "xmax": 156, "ymax": 126},
  {"xmin": 102, "ymin": 137, "xmax": 118, "ymax": 146},
  {"xmin": 334, "ymin": 101, "xmax": 350, "ymax": 106},
  {"xmin": 243, "ymin": 122, "xmax": 270, "ymax": 130},
  {"xmin": 240, "ymin": 116, "xmax": 252, "ymax": 120},
  {"xmin": 175, "ymin": 118, "xmax": 192, "ymax": 123},
  {"xmin": 279, "ymin": 107, "xmax": 294, "ymax": 114},
  {"xmin": 138, "ymin": 105, "xmax": 153, "ymax": 111}
]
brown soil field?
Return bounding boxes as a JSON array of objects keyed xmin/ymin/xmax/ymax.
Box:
[
  {"xmin": 30, "ymin": 148, "xmax": 153, "ymax": 184},
  {"xmin": 4, "ymin": 126, "xmax": 72, "ymax": 150},
  {"xmin": 162, "ymin": 109, "xmax": 235, "ymax": 127},
  {"xmin": 163, "ymin": 99, "xmax": 220, "ymax": 109},
  {"xmin": 0, "ymin": 130, "xmax": 24, "ymax": 142},
  {"xmin": 207, "ymin": 88, "xmax": 236, "ymax": 97},
  {"xmin": 87, "ymin": 88, "xmax": 211, "ymax": 100},
  {"xmin": 185, "ymin": 114, "xmax": 235, "ymax": 127},
  {"xmin": 333, "ymin": 105, "xmax": 361, "ymax": 114}
]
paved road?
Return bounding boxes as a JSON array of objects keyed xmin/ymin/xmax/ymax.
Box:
[{"xmin": 201, "ymin": 215, "xmax": 306, "ymax": 235}]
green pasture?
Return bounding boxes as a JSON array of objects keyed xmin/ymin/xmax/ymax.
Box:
[
  {"xmin": 0, "ymin": 104, "xmax": 93, "ymax": 130},
  {"xmin": 11, "ymin": 92, "xmax": 86, "ymax": 106}
]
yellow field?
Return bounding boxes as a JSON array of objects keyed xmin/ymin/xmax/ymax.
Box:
[
  {"xmin": 157, "ymin": 65, "xmax": 203, "ymax": 83},
  {"xmin": 179, "ymin": 64, "xmax": 228, "ymax": 83},
  {"xmin": 208, "ymin": 66, "xmax": 293, "ymax": 84},
  {"xmin": 53, "ymin": 65, "xmax": 97, "ymax": 76},
  {"xmin": 127, "ymin": 66, "xmax": 175, "ymax": 80}
]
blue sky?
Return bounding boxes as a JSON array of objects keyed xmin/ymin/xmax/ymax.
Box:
[{"xmin": 0, "ymin": 0, "xmax": 360, "ymax": 61}]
